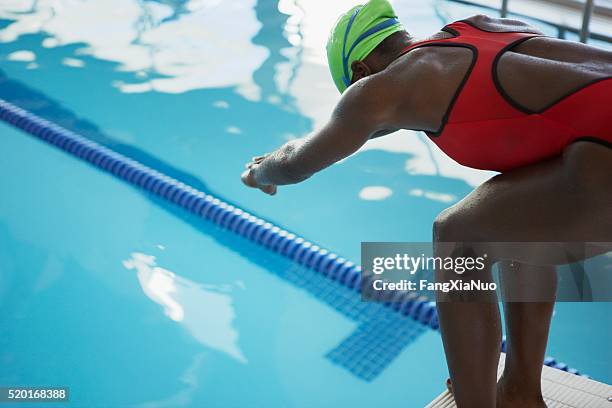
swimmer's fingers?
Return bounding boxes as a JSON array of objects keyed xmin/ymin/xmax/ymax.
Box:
[
  {"xmin": 241, "ymin": 169, "xmax": 277, "ymax": 196},
  {"xmin": 245, "ymin": 155, "xmax": 268, "ymax": 170},
  {"xmin": 260, "ymin": 184, "xmax": 277, "ymax": 196},
  {"xmin": 252, "ymin": 154, "xmax": 269, "ymax": 163},
  {"xmin": 241, "ymin": 169, "xmax": 258, "ymax": 188}
]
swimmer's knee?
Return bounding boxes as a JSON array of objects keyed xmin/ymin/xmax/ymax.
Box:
[
  {"xmin": 434, "ymin": 209, "xmax": 494, "ymax": 276},
  {"xmin": 565, "ymin": 142, "xmax": 612, "ymax": 198},
  {"xmin": 433, "ymin": 206, "xmax": 466, "ymax": 243},
  {"xmin": 432, "ymin": 209, "xmax": 450, "ymax": 242}
]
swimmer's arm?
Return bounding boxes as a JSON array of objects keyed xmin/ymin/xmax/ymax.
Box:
[
  {"xmin": 245, "ymin": 79, "xmax": 395, "ymax": 188},
  {"xmin": 370, "ymin": 128, "xmax": 399, "ymax": 139}
]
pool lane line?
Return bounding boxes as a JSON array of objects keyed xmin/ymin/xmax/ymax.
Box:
[{"xmin": 0, "ymin": 98, "xmax": 586, "ymax": 377}]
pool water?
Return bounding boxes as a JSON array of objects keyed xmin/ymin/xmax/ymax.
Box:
[
  {"xmin": 0, "ymin": 0, "xmax": 610, "ymax": 406},
  {"xmin": 0, "ymin": 121, "xmax": 449, "ymax": 407}
]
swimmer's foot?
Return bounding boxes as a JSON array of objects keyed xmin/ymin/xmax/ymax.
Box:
[
  {"xmin": 496, "ymin": 378, "xmax": 547, "ymax": 408},
  {"xmin": 445, "ymin": 378, "xmax": 547, "ymax": 407}
]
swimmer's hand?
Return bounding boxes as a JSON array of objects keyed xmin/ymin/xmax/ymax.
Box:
[{"xmin": 241, "ymin": 155, "xmax": 277, "ymax": 195}]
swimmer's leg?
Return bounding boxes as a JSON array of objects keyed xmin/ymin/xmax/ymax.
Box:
[
  {"xmin": 440, "ymin": 263, "xmax": 555, "ymax": 407},
  {"xmin": 498, "ymin": 262, "xmax": 556, "ymax": 408},
  {"xmin": 434, "ymin": 248, "xmax": 501, "ymax": 408},
  {"xmin": 432, "ymin": 141, "xmax": 612, "ymax": 408}
]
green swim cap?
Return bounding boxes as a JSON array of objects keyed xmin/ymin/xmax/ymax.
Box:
[{"xmin": 326, "ymin": 0, "xmax": 404, "ymax": 94}]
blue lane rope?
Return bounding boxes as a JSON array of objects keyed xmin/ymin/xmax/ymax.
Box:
[{"xmin": 0, "ymin": 98, "xmax": 585, "ymax": 377}]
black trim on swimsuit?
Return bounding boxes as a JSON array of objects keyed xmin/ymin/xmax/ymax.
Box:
[
  {"xmin": 492, "ymin": 37, "xmax": 612, "ymax": 114},
  {"xmin": 441, "ymin": 25, "xmax": 460, "ymax": 37},
  {"xmin": 572, "ymin": 137, "xmax": 612, "ymax": 150},
  {"xmin": 457, "ymin": 18, "xmax": 543, "ymax": 35},
  {"xmin": 534, "ymin": 76, "xmax": 612, "ymax": 113},
  {"xmin": 399, "ymin": 43, "xmax": 478, "ymax": 137},
  {"xmin": 399, "ymin": 26, "xmax": 478, "ymax": 137},
  {"xmin": 408, "ymin": 20, "xmax": 612, "ymax": 150},
  {"xmin": 491, "ymin": 36, "xmax": 541, "ymax": 115},
  {"xmin": 457, "ymin": 17, "xmax": 612, "ymax": 115},
  {"xmin": 428, "ymin": 44, "xmax": 478, "ymax": 137}
]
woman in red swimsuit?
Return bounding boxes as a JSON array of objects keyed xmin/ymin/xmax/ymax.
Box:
[{"xmin": 241, "ymin": 3, "xmax": 612, "ymax": 407}]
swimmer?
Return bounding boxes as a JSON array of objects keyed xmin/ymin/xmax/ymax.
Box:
[{"xmin": 241, "ymin": 1, "xmax": 612, "ymax": 406}]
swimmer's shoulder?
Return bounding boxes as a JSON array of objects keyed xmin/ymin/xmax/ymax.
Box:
[
  {"xmin": 458, "ymin": 14, "xmax": 545, "ymax": 35},
  {"xmin": 385, "ymin": 38, "xmax": 472, "ymax": 88},
  {"xmin": 368, "ymin": 46, "xmax": 471, "ymax": 130}
]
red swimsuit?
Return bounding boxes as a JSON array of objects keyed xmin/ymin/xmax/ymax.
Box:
[{"xmin": 399, "ymin": 20, "xmax": 612, "ymax": 172}]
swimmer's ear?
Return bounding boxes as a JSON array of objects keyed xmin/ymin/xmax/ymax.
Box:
[{"xmin": 350, "ymin": 61, "xmax": 372, "ymax": 84}]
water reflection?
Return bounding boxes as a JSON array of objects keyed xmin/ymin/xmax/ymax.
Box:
[
  {"xmin": 409, "ymin": 188, "xmax": 456, "ymax": 204},
  {"xmin": 0, "ymin": 0, "xmax": 268, "ymax": 95},
  {"xmin": 123, "ymin": 252, "xmax": 248, "ymax": 364},
  {"xmin": 6, "ymin": 50, "xmax": 35, "ymax": 61},
  {"xmin": 62, "ymin": 57, "xmax": 85, "ymax": 68},
  {"xmin": 359, "ymin": 186, "xmax": 393, "ymax": 201}
]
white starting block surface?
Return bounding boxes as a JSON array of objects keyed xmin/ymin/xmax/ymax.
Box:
[{"xmin": 427, "ymin": 353, "xmax": 612, "ymax": 407}]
